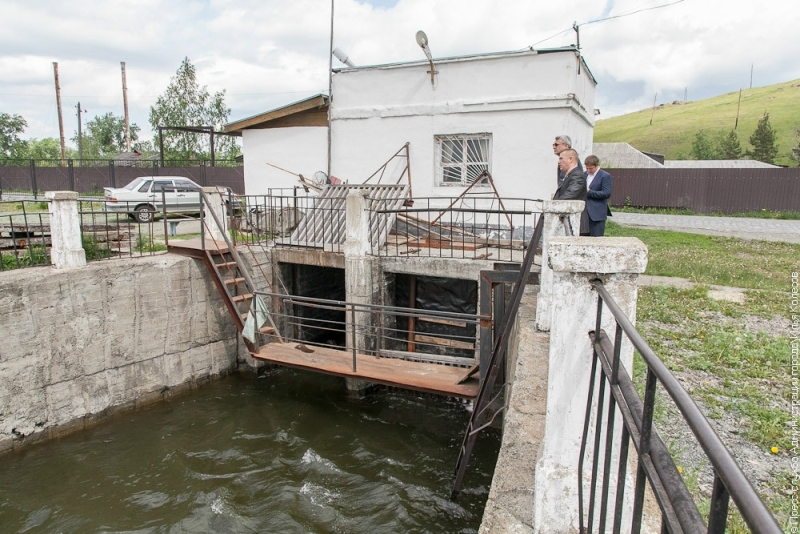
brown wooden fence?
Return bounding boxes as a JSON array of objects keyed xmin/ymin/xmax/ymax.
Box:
[
  {"xmin": 0, "ymin": 162, "xmax": 245, "ymax": 196},
  {"xmin": 609, "ymin": 168, "xmax": 800, "ymax": 213}
]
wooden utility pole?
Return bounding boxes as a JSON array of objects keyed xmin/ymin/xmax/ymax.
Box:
[
  {"xmin": 735, "ymin": 88, "xmax": 742, "ymax": 130},
  {"xmin": 53, "ymin": 62, "xmax": 66, "ymax": 166},
  {"xmin": 649, "ymin": 93, "xmax": 657, "ymax": 125},
  {"xmin": 684, "ymin": 87, "xmax": 687, "ymax": 103},
  {"xmin": 121, "ymin": 62, "xmax": 131, "ymax": 151}
]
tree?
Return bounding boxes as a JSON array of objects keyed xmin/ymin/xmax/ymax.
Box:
[
  {"xmin": 691, "ymin": 130, "xmax": 720, "ymax": 160},
  {"xmin": 717, "ymin": 130, "xmax": 742, "ymax": 160},
  {"xmin": 148, "ymin": 57, "xmax": 239, "ymax": 161},
  {"xmin": 0, "ymin": 112, "xmax": 29, "ymax": 158},
  {"xmin": 749, "ymin": 112, "xmax": 779, "ymax": 164},
  {"xmin": 71, "ymin": 113, "xmax": 140, "ymax": 159}
]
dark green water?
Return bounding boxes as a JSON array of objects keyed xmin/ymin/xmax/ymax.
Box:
[{"xmin": 0, "ymin": 369, "xmax": 500, "ymax": 533}]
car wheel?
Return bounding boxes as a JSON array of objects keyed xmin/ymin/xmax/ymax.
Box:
[
  {"xmin": 134, "ymin": 205, "xmax": 155, "ymax": 223},
  {"xmin": 127, "ymin": 213, "xmax": 137, "ymax": 221}
]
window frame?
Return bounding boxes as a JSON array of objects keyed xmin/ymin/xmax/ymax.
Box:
[{"xmin": 434, "ymin": 133, "xmax": 492, "ymax": 187}]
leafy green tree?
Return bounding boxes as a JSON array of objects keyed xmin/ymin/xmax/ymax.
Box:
[
  {"xmin": 0, "ymin": 112, "xmax": 29, "ymax": 158},
  {"xmin": 748, "ymin": 112, "xmax": 779, "ymax": 164},
  {"xmin": 72, "ymin": 113, "xmax": 140, "ymax": 158},
  {"xmin": 148, "ymin": 57, "xmax": 239, "ymax": 161},
  {"xmin": 28, "ymin": 138, "xmax": 77, "ymax": 160},
  {"xmin": 717, "ymin": 130, "xmax": 742, "ymax": 159},
  {"xmin": 691, "ymin": 130, "xmax": 720, "ymax": 160}
]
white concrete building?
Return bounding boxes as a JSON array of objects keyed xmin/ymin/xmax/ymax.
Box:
[
  {"xmin": 225, "ymin": 94, "xmax": 329, "ymax": 195},
  {"xmin": 228, "ymin": 47, "xmax": 597, "ymax": 201},
  {"xmin": 331, "ymin": 47, "xmax": 596, "ymax": 201}
]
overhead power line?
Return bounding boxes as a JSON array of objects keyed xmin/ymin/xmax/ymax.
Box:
[{"xmin": 529, "ymin": 0, "xmax": 685, "ymax": 48}]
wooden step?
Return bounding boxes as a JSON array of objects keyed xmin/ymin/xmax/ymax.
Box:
[
  {"xmin": 232, "ymin": 293, "xmax": 253, "ymax": 303},
  {"xmin": 216, "ymin": 261, "xmax": 238, "ymax": 269},
  {"xmin": 224, "ymin": 277, "xmax": 246, "ymax": 286}
]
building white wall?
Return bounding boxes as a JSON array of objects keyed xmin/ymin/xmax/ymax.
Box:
[
  {"xmin": 242, "ymin": 126, "xmax": 328, "ymax": 195},
  {"xmin": 331, "ymin": 50, "xmax": 596, "ymax": 201}
]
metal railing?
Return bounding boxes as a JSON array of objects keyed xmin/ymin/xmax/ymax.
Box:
[
  {"xmin": 371, "ymin": 197, "xmax": 541, "ymax": 262},
  {"xmin": 580, "ymin": 280, "xmax": 781, "ymax": 533},
  {"xmin": 0, "ymin": 199, "xmax": 51, "ymax": 270},
  {"xmin": 232, "ymin": 189, "xmax": 324, "ymax": 248},
  {"xmin": 254, "ymin": 291, "xmax": 482, "ymax": 370},
  {"xmin": 77, "ymin": 199, "xmax": 168, "ymax": 262}
]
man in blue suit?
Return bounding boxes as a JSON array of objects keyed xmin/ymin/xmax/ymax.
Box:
[{"xmin": 582, "ymin": 155, "xmax": 613, "ymax": 236}]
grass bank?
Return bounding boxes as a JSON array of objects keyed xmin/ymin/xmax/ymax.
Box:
[
  {"xmin": 607, "ymin": 222, "xmax": 795, "ymax": 528},
  {"xmin": 605, "ymin": 221, "xmax": 799, "ymax": 291}
]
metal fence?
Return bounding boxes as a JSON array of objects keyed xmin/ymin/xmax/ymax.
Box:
[
  {"xmin": 253, "ymin": 291, "xmax": 481, "ymax": 369},
  {"xmin": 0, "ymin": 159, "xmax": 244, "ymax": 197},
  {"xmin": 233, "ymin": 191, "xmax": 542, "ymax": 262},
  {"xmin": 0, "ymin": 199, "xmax": 52, "ymax": 270},
  {"xmin": 371, "ymin": 197, "xmax": 541, "ymax": 262},
  {"xmin": 580, "ymin": 280, "xmax": 781, "ymax": 533},
  {"xmin": 609, "ymin": 167, "xmax": 800, "ymax": 213}
]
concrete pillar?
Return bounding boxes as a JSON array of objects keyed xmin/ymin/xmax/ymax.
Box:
[
  {"xmin": 45, "ymin": 191, "xmax": 86, "ymax": 269},
  {"xmin": 343, "ymin": 189, "xmax": 380, "ymax": 395},
  {"xmin": 533, "ymin": 237, "xmax": 647, "ymax": 533},
  {"xmin": 534, "ymin": 200, "xmax": 584, "ymax": 331},
  {"xmin": 202, "ymin": 187, "xmax": 228, "ymax": 242}
]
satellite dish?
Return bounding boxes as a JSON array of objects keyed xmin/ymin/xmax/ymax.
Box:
[
  {"xmin": 313, "ymin": 171, "xmax": 329, "ymax": 185},
  {"xmin": 415, "ymin": 30, "xmax": 428, "ymax": 48}
]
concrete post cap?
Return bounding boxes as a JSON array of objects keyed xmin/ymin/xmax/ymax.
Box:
[
  {"xmin": 542, "ymin": 199, "xmax": 585, "ymax": 214},
  {"xmin": 44, "ymin": 191, "xmax": 79, "ymax": 200},
  {"xmin": 547, "ymin": 237, "xmax": 648, "ymax": 274}
]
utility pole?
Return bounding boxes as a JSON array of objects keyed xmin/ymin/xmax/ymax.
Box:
[
  {"xmin": 327, "ymin": 0, "xmax": 334, "ymax": 178},
  {"xmin": 121, "ymin": 62, "xmax": 131, "ymax": 152},
  {"xmin": 76, "ymin": 102, "xmax": 87, "ymax": 165},
  {"xmin": 53, "ymin": 62, "xmax": 66, "ymax": 167},
  {"xmin": 649, "ymin": 93, "xmax": 657, "ymax": 125},
  {"xmin": 735, "ymin": 88, "xmax": 742, "ymax": 130},
  {"xmin": 750, "ymin": 63, "xmax": 753, "ymax": 89},
  {"xmin": 684, "ymin": 87, "xmax": 687, "ymax": 103}
]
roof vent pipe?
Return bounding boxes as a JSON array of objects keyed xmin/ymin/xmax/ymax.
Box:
[{"xmin": 332, "ymin": 48, "xmax": 355, "ymax": 67}]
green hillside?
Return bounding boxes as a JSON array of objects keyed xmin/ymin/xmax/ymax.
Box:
[{"xmin": 594, "ymin": 79, "xmax": 800, "ymax": 166}]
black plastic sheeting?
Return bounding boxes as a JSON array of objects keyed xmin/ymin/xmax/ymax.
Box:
[
  {"xmin": 393, "ymin": 274, "xmax": 477, "ymax": 358},
  {"xmin": 279, "ymin": 264, "xmax": 346, "ymax": 345}
]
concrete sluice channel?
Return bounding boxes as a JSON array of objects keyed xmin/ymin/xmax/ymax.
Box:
[{"xmin": 0, "ymin": 369, "xmax": 501, "ymax": 532}]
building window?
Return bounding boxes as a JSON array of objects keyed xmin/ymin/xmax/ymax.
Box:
[{"xmin": 435, "ymin": 134, "xmax": 491, "ymax": 186}]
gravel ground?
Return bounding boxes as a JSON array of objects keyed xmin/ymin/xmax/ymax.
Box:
[{"xmin": 637, "ymin": 297, "xmax": 791, "ymax": 519}]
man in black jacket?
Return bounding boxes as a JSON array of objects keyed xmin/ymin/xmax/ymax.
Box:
[
  {"xmin": 553, "ymin": 149, "xmax": 587, "ymax": 201},
  {"xmin": 554, "ymin": 149, "xmax": 588, "ymax": 235}
]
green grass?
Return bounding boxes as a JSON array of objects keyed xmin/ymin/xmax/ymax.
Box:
[
  {"xmin": 133, "ymin": 235, "xmax": 167, "ymax": 253},
  {"xmin": 605, "ymin": 221, "xmax": 800, "ymax": 291},
  {"xmin": 635, "ymin": 284, "xmax": 792, "ymax": 527},
  {"xmin": 595, "ymin": 78, "xmax": 800, "ymax": 166},
  {"xmin": 0, "ymin": 245, "xmax": 49, "ymax": 270}
]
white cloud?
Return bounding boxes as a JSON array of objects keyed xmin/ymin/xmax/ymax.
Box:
[{"xmin": 1, "ymin": 0, "xmax": 798, "ymax": 143}]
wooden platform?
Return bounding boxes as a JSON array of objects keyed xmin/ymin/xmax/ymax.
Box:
[
  {"xmin": 167, "ymin": 238, "xmax": 229, "ymax": 256},
  {"xmin": 252, "ymin": 342, "xmax": 480, "ymax": 398}
]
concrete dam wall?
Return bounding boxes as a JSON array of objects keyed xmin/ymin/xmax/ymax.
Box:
[{"xmin": 0, "ymin": 255, "xmax": 242, "ymax": 454}]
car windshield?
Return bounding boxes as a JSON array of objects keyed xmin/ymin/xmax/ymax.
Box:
[{"xmin": 123, "ymin": 177, "xmax": 146, "ymax": 191}]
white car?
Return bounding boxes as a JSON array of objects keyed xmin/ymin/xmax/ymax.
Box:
[{"xmin": 104, "ymin": 176, "xmax": 240, "ymax": 223}]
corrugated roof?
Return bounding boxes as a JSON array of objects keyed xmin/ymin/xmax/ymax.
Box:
[{"xmin": 591, "ymin": 143, "xmax": 664, "ymax": 169}]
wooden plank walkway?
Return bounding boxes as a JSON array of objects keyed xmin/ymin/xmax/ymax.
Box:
[
  {"xmin": 167, "ymin": 238, "xmax": 229, "ymax": 256},
  {"xmin": 252, "ymin": 342, "xmax": 480, "ymax": 399}
]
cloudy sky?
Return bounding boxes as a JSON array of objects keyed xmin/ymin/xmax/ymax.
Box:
[{"xmin": 2, "ymin": 0, "xmax": 798, "ymax": 145}]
